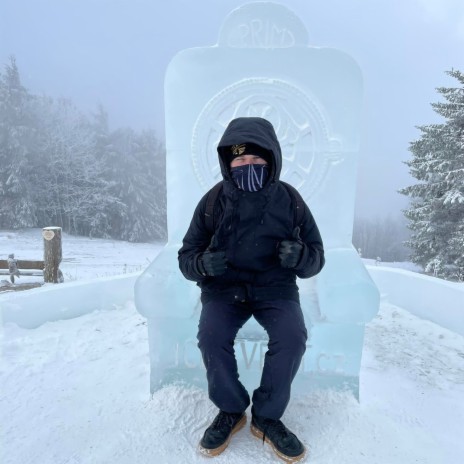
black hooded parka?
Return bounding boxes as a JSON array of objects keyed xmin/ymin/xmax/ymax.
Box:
[{"xmin": 178, "ymin": 117, "xmax": 325, "ymax": 304}]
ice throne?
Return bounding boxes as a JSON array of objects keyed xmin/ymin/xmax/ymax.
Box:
[{"xmin": 135, "ymin": 2, "xmax": 380, "ymax": 399}]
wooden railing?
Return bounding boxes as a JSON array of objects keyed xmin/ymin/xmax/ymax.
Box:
[{"xmin": 0, "ymin": 259, "xmax": 44, "ymax": 276}]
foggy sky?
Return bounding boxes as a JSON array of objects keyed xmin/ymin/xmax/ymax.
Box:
[{"xmin": 1, "ymin": 0, "xmax": 464, "ymax": 219}]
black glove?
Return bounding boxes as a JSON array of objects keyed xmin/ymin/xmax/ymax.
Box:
[
  {"xmin": 198, "ymin": 251, "xmax": 228, "ymax": 276},
  {"xmin": 278, "ymin": 227, "xmax": 304, "ymax": 269}
]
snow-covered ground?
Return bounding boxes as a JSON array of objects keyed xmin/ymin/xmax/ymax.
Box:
[
  {"xmin": 0, "ymin": 229, "xmax": 164, "ymax": 283},
  {"xmin": 2, "ymin": 300, "xmax": 463, "ymax": 464},
  {"xmin": 1, "ymin": 228, "xmax": 463, "ymax": 463}
]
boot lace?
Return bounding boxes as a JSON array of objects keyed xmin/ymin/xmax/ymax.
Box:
[
  {"xmin": 262, "ymin": 418, "xmax": 289, "ymax": 444},
  {"xmin": 212, "ymin": 411, "xmax": 240, "ymax": 434}
]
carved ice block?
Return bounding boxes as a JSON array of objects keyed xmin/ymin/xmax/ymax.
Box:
[{"xmin": 135, "ymin": 1, "xmax": 380, "ymax": 399}]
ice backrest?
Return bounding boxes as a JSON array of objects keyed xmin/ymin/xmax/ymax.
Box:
[{"xmin": 165, "ymin": 2, "xmax": 363, "ymax": 249}]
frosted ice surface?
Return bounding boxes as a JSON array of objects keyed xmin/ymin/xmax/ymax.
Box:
[{"xmin": 135, "ymin": 2, "xmax": 380, "ymax": 398}]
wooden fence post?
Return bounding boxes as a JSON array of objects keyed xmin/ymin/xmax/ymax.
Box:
[{"xmin": 43, "ymin": 227, "xmax": 62, "ymax": 283}]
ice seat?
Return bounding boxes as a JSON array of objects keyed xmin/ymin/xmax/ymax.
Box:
[{"xmin": 135, "ymin": 2, "xmax": 380, "ymax": 399}]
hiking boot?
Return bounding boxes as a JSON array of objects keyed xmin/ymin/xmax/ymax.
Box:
[
  {"xmin": 251, "ymin": 412, "xmax": 306, "ymax": 463},
  {"xmin": 199, "ymin": 410, "xmax": 246, "ymax": 456}
]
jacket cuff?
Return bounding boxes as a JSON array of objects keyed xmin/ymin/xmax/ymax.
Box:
[
  {"xmin": 193, "ymin": 253, "xmax": 208, "ymax": 278},
  {"xmin": 293, "ymin": 243, "xmax": 309, "ymax": 272}
]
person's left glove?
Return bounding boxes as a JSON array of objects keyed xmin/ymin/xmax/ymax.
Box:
[
  {"xmin": 278, "ymin": 227, "xmax": 304, "ymax": 269},
  {"xmin": 197, "ymin": 251, "xmax": 228, "ymax": 276}
]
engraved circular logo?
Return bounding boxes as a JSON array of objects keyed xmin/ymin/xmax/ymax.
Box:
[
  {"xmin": 191, "ymin": 78, "xmax": 342, "ymax": 202},
  {"xmin": 42, "ymin": 230, "xmax": 55, "ymax": 241}
]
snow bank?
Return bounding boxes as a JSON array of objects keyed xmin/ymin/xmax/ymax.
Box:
[
  {"xmin": 0, "ymin": 274, "xmax": 138, "ymax": 329},
  {"xmin": 367, "ymin": 265, "xmax": 464, "ymax": 336}
]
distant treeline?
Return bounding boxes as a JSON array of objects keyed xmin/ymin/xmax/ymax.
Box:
[
  {"xmin": 353, "ymin": 215, "xmax": 411, "ymax": 262},
  {"xmin": 0, "ymin": 56, "xmax": 166, "ymax": 242}
]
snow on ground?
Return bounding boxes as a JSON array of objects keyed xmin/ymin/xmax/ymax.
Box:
[
  {"xmin": 2, "ymin": 229, "xmax": 462, "ymax": 463},
  {"xmin": 0, "ymin": 229, "xmax": 164, "ymax": 282},
  {"xmin": 2, "ymin": 300, "xmax": 463, "ymax": 464}
]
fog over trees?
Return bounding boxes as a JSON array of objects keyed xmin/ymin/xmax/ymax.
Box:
[
  {"xmin": 352, "ymin": 215, "xmax": 410, "ymax": 263},
  {"xmin": 0, "ymin": 57, "xmax": 166, "ymax": 242}
]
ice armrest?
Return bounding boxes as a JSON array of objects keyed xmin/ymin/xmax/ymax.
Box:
[
  {"xmin": 135, "ymin": 244, "xmax": 198, "ymax": 319},
  {"xmin": 316, "ymin": 248, "xmax": 380, "ymax": 324}
]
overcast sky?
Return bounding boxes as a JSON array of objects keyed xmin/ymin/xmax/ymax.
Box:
[{"xmin": 1, "ymin": 0, "xmax": 464, "ymax": 219}]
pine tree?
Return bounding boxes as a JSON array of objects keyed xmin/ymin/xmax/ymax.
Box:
[
  {"xmin": 0, "ymin": 56, "xmax": 38, "ymax": 228},
  {"xmin": 32, "ymin": 97, "xmax": 100, "ymax": 235},
  {"xmin": 400, "ymin": 69, "xmax": 464, "ymax": 280},
  {"xmin": 84, "ymin": 104, "xmax": 125, "ymax": 238},
  {"xmin": 108, "ymin": 127, "xmax": 166, "ymax": 242},
  {"xmin": 131, "ymin": 130, "xmax": 166, "ymax": 241}
]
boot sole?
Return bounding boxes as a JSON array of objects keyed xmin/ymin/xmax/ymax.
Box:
[
  {"xmin": 250, "ymin": 423, "xmax": 306, "ymax": 463},
  {"xmin": 198, "ymin": 414, "xmax": 247, "ymax": 457}
]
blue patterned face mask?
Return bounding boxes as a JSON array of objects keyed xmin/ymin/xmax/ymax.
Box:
[{"xmin": 230, "ymin": 164, "xmax": 269, "ymax": 192}]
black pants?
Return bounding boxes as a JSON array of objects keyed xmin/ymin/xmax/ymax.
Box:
[{"xmin": 197, "ymin": 299, "xmax": 307, "ymax": 420}]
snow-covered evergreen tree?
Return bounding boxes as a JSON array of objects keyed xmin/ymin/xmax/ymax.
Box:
[
  {"xmin": 32, "ymin": 97, "xmax": 110, "ymax": 236},
  {"xmin": 84, "ymin": 104, "xmax": 125, "ymax": 238},
  {"xmin": 400, "ymin": 69, "xmax": 464, "ymax": 280},
  {"xmin": 129, "ymin": 129, "xmax": 166, "ymax": 242},
  {"xmin": 107, "ymin": 127, "xmax": 166, "ymax": 242},
  {"xmin": 0, "ymin": 56, "xmax": 38, "ymax": 228}
]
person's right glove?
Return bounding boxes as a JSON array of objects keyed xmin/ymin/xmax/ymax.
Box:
[
  {"xmin": 197, "ymin": 251, "xmax": 228, "ymax": 277},
  {"xmin": 278, "ymin": 227, "xmax": 305, "ymax": 269}
]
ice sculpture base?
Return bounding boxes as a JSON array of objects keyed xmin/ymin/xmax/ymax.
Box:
[{"xmin": 138, "ymin": 246, "xmax": 378, "ymax": 401}]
